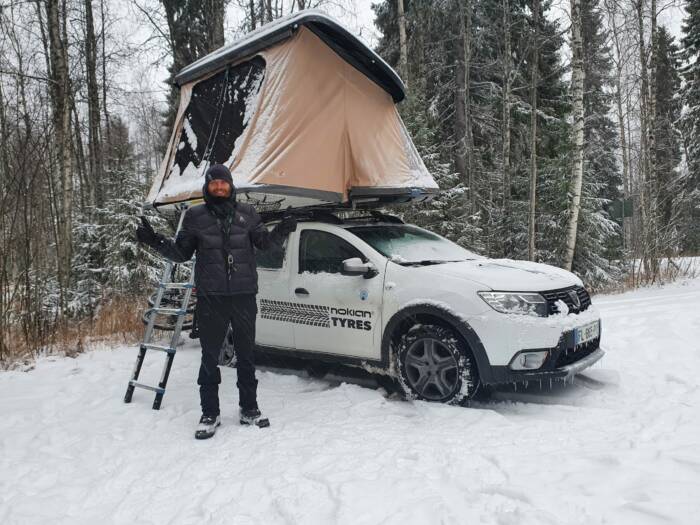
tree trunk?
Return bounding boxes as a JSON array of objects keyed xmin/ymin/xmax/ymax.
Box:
[
  {"xmin": 84, "ymin": 0, "xmax": 102, "ymax": 207},
  {"xmin": 453, "ymin": 0, "xmax": 475, "ymax": 219},
  {"xmin": 636, "ymin": 0, "xmax": 651, "ymax": 277},
  {"xmin": 397, "ymin": 0, "xmax": 408, "ymax": 85},
  {"xmin": 501, "ymin": 0, "xmax": 512, "ymax": 254},
  {"xmin": 46, "ymin": 0, "xmax": 74, "ymax": 308},
  {"xmin": 606, "ymin": 0, "xmax": 631, "ymax": 250},
  {"xmin": 528, "ymin": 0, "xmax": 540, "ymax": 261},
  {"xmin": 72, "ymin": 100, "xmax": 89, "ymax": 212},
  {"xmin": 100, "ymin": 0, "xmax": 111, "ymax": 150},
  {"xmin": 205, "ymin": 0, "xmax": 225, "ymax": 51},
  {"xmin": 249, "ymin": 0, "xmax": 257, "ymax": 30},
  {"xmin": 462, "ymin": 0, "xmax": 474, "ymax": 216},
  {"xmin": 647, "ymin": 0, "xmax": 659, "ymax": 274},
  {"xmin": 563, "ymin": 0, "xmax": 585, "ymax": 271}
]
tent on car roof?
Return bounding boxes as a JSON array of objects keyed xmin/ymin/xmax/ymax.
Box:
[{"xmin": 146, "ymin": 10, "xmax": 438, "ymax": 210}]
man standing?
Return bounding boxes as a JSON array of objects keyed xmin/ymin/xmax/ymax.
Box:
[{"xmin": 136, "ymin": 164, "xmax": 296, "ymax": 439}]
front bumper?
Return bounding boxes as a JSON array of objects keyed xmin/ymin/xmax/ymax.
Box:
[{"xmin": 480, "ymin": 329, "xmax": 604, "ymax": 385}]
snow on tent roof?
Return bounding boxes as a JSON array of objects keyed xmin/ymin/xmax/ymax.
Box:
[
  {"xmin": 174, "ymin": 10, "xmax": 406, "ymax": 103},
  {"xmin": 146, "ymin": 11, "xmax": 438, "ymax": 209}
]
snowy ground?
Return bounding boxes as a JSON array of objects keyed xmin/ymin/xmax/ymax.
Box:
[{"xmin": 1, "ymin": 280, "xmax": 700, "ymax": 524}]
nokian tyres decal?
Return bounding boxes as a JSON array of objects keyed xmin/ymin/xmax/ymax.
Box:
[
  {"xmin": 259, "ymin": 300, "xmax": 372, "ymax": 331},
  {"xmin": 260, "ymin": 300, "xmax": 330, "ymax": 327}
]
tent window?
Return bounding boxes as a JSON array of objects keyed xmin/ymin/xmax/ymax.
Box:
[{"xmin": 170, "ymin": 56, "xmax": 266, "ymax": 179}]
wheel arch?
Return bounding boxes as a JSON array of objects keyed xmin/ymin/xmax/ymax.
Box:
[{"xmin": 381, "ymin": 303, "xmax": 492, "ymax": 381}]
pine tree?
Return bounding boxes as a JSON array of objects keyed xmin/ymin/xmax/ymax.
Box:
[
  {"xmin": 680, "ymin": 0, "xmax": 700, "ymax": 252},
  {"xmin": 71, "ymin": 117, "xmax": 167, "ymax": 315},
  {"xmin": 373, "ymin": 0, "xmax": 570, "ymax": 262}
]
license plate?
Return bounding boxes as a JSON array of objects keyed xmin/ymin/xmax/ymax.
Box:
[{"xmin": 575, "ymin": 321, "xmax": 600, "ymax": 346}]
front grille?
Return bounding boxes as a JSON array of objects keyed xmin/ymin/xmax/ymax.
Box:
[
  {"xmin": 540, "ymin": 285, "xmax": 591, "ymax": 315},
  {"xmin": 555, "ymin": 336, "xmax": 600, "ymax": 367}
]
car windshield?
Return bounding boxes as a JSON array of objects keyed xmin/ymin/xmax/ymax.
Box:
[{"xmin": 347, "ymin": 224, "xmax": 480, "ymax": 264}]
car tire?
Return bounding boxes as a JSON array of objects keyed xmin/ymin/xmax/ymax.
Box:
[{"xmin": 396, "ymin": 324, "xmax": 479, "ymax": 405}]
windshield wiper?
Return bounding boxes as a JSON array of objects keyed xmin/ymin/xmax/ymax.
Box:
[{"xmin": 398, "ymin": 259, "xmax": 467, "ymax": 266}]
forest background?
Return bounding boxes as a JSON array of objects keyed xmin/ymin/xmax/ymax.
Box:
[{"xmin": 1, "ymin": 0, "xmax": 698, "ymax": 365}]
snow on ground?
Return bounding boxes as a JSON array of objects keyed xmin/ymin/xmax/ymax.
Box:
[{"xmin": 1, "ymin": 279, "xmax": 700, "ymax": 524}]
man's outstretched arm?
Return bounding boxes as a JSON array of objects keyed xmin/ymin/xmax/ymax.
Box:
[
  {"xmin": 136, "ymin": 214, "xmax": 197, "ymax": 262},
  {"xmin": 249, "ymin": 209, "xmax": 297, "ymax": 250}
]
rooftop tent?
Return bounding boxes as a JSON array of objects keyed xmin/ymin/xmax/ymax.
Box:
[{"xmin": 146, "ymin": 10, "xmax": 438, "ymax": 209}]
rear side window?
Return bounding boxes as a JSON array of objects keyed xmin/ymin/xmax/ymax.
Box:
[
  {"xmin": 255, "ymin": 236, "xmax": 287, "ymax": 270},
  {"xmin": 299, "ymin": 230, "xmax": 364, "ymax": 274}
]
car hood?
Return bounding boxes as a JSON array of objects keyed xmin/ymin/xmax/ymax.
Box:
[{"xmin": 419, "ymin": 258, "xmax": 582, "ymax": 292}]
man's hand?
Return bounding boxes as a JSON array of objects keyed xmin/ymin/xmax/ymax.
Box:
[
  {"xmin": 136, "ymin": 216, "xmax": 159, "ymax": 246},
  {"xmin": 273, "ymin": 215, "xmax": 297, "ymax": 237}
]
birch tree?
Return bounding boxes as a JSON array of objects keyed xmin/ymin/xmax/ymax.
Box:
[
  {"xmin": 564, "ymin": 0, "xmax": 586, "ymax": 271},
  {"xmin": 46, "ymin": 0, "xmax": 74, "ymax": 306}
]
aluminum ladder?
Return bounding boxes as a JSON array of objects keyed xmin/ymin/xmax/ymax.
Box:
[{"xmin": 124, "ymin": 204, "xmax": 195, "ymax": 410}]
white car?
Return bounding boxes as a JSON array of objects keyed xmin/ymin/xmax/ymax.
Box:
[{"xmin": 250, "ymin": 210, "xmax": 603, "ymax": 404}]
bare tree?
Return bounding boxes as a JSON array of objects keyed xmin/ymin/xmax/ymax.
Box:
[
  {"xmin": 397, "ymin": 0, "xmax": 408, "ymax": 84},
  {"xmin": 46, "ymin": 0, "xmax": 74, "ymax": 305},
  {"xmin": 501, "ymin": 0, "xmax": 513, "ymax": 250},
  {"xmin": 84, "ymin": 0, "xmax": 103, "ymax": 207}
]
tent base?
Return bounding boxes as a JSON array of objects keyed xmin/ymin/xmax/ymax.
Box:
[{"xmin": 148, "ymin": 186, "xmax": 437, "ymax": 213}]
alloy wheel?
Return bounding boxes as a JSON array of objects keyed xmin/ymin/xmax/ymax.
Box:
[{"xmin": 403, "ymin": 337, "xmax": 459, "ymax": 401}]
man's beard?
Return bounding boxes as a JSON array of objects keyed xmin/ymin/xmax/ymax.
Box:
[{"xmin": 207, "ymin": 194, "xmax": 235, "ymax": 218}]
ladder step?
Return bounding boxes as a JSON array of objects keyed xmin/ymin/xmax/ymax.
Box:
[
  {"xmin": 141, "ymin": 343, "xmax": 176, "ymax": 354},
  {"xmin": 150, "ymin": 307, "xmax": 186, "ymax": 316},
  {"xmin": 129, "ymin": 381, "xmax": 165, "ymax": 394},
  {"xmin": 161, "ymin": 282, "xmax": 194, "ymax": 289}
]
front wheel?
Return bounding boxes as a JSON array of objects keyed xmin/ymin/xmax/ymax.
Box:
[{"xmin": 396, "ymin": 324, "xmax": 479, "ymax": 405}]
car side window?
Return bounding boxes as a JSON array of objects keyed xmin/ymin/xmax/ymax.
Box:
[
  {"xmin": 255, "ymin": 235, "xmax": 287, "ymax": 270},
  {"xmin": 299, "ymin": 230, "xmax": 365, "ymax": 274}
]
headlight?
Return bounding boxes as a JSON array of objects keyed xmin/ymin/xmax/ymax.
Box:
[{"xmin": 478, "ymin": 291, "xmax": 548, "ymax": 317}]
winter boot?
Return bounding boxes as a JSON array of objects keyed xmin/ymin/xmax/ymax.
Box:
[
  {"xmin": 239, "ymin": 408, "xmax": 270, "ymax": 428},
  {"xmin": 194, "ymin": 414, "xmax": 221, "ymax": 440}
]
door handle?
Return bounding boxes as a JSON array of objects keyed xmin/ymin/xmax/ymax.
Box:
[{"xmin": 295, "ymin": 287, "xmax": 309, "ymax": 296}]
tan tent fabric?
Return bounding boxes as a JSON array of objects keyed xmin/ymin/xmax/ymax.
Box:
[{"xmin": 148, "ymin": 27, "xmax": 436, "ymax": 206}]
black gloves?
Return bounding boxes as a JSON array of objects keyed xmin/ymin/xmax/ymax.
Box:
[
  {"xmin": 136, "ymin": 216, "xmax": 160, "ymax": 246},
  {"xmin": 273, "ymin": 215, "xmax": 297, "ymax": 237}
]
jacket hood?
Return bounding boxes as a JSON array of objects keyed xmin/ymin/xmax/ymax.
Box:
[{"xmin": 202, "ymin": 164, "xmax": 237, "ymax": 209}]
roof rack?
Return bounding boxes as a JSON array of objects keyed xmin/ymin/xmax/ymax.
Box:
[{"xmin": 260, "ymin": 206, "xmax": 404, "ymax": 225}]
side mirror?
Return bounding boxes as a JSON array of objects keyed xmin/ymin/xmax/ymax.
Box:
[{"xmin": 342, "ymin": 257, "xmax": 378, "ymax": 279}]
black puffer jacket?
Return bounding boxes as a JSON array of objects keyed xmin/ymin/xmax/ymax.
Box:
[
  {"xmin": 153, "ymin": 203, "xmax": 280, "ymax": 295},
  {"xmin": 151, "ymin": 166, "xmax": 282, "ymax": 295},
  {"xmin": 151, "ymin": 164, "xmax": 288, "ymax": 296}
]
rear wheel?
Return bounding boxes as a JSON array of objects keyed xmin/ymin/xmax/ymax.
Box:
[{"xmin": 396, "ymin": 324, "xmax": 479, "ymax": 405}]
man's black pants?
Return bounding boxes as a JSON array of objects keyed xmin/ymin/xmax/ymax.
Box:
[{"xmin": 195, "ymin": 294, "xmax": 258, "ymax": 416}]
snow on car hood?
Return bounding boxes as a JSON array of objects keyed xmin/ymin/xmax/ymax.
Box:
[{"xmin": 422, "ymin": 258, "xmax": 582, "ymax": 292}]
